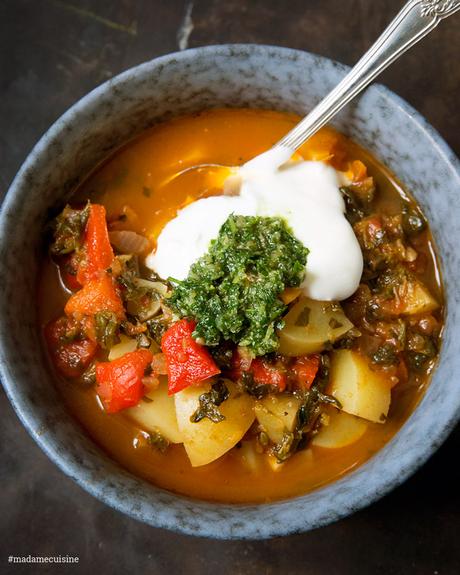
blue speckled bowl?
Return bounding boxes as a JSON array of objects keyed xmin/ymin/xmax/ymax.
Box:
[{"xmin": 0, "ymin": 45, "xmax": 459, "ymax": 539}]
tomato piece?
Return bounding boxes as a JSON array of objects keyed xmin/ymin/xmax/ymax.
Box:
[
  {"xmin": 59, "ymin": 253, "xmax": 82, "ymax": 291},
  {"xmin": 44, "ymin": 317, "xmax": 97, "ymax": 378},
  {"xmin": 52, "ymin": 340, "xmax": 98, "ymax": 378},
  {"xmin": 77, "ymin": 204, "xmax": 114, "ymax": 285},
  {"xmin": 250, "ymin": 358, "xmax": 287, "ymax": 391},
  {"xmin": 354, "ymin": 216, "xmax": 384, "ymax": 251},
  {"xmin": 292, "ymin": 354, "xmax": 320, "ymax": 390},
  {"xmin": 367, "ymin": 217, "xmax": 383, "ymax": 242},
  {"xmin": 45, "ymin": 316, "xmax": 78, "ymax": 346},
  {"xmin": 64, "ymin": 274, "xmax": 124, "ymax": 318},
  {"xmin": 396, "ymin": 357, "xmax": 409, "ymax": 387},
  {"xmin": 229, "ymin": 347, "xmax": 253, "ymax": 380},
  {"xmin": 161, "ymin": 319, "xmax": 220, "ymax": 395},
  {"xmin": 96, "ymin": 349, "xmax": 153, "ymax": 413},
  {"xmin": 373, "ymin": 356, "xmax": 408, "ymax": 389},
  {"xmin": 61, "ymin": 269, "xmax": 81, "ymax": 292}
]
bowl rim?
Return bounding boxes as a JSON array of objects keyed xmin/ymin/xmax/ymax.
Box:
[{"xmin": 1, "ymin": 43, "xmax": 459, "ymax": 539}]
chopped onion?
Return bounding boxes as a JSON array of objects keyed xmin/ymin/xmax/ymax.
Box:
[
  {"xmin": 135, "ymin": 278, "xmax": 168, "ymax": 296},
  {"xmin": 138, "ymin": 300, "xmax": 162, "ymax": 321},
  {"xmin": 237, "ymin": 346, "xmax": 254, "ymax": 370},
  {"xmin": 141, "ymin": 375, "xmax": 160, "ymax": 391},
  {"xmin": 151, "ymin": 353, "xmax": 168, "ymax": 375},
  {"xmin": 109, "ymin": 230, "xmax": 150, "ymax": 254},
  {"xmin": 108, "ymin": 336, "xmax": 137, "ymax": 361}
]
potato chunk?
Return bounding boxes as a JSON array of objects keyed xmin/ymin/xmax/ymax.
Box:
[
  {"xmin": 380, "ymin": 277, "xmax": 439, "ymax": 317},
  {"xmin": 399, "ymin": 280, "xmax": 439, "ymax": 315},
  {"xmin": 127, "ymin": 379, "xmax": 183, "ymax": 443},
  {"xmin": 254, "ymin": 394, "xmax": 301, "ymax": 444},
  {"xmin": 108, "ymin": 334, "xmax": 160, "ymax": 360},
  {"xmin": 329, "ymin": 350, "xmax": 391, "ymax": 423},
  {"xmin": 312, "ymin": 410, "xmax": 368, "ymax": 448},
  {"xmin": 233, "ymin": 440, "xmax": 262, "ymax": 472},
  {"xmin": 175, "ymin": 380, "xmax": 255, "ymax": 467},
  {"xmin": 277, "ymin": 298, "xmax": 354, "ymax": 356},
  {"xmin": 108, "ymin": 335, "xmax": 138, "ymax": 360}
]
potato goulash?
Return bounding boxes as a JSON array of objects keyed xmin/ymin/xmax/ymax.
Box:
[{"xmin": 39, "ymin": 109, "xmax": 443, "ymax": 503}]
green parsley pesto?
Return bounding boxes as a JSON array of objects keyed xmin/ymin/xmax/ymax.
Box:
[{"xmin": 169, "ymin": 214, "xmax": 308, "ymax": 356}]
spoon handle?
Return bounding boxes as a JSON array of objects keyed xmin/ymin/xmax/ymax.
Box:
[{"xmin": 275, "ymin": 0, "xmax": 460, "ymax": 156}]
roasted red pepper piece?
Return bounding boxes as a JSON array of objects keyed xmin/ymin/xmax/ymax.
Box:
[
  {"xmin": 96, "ymin": 349, "xmax": 153, "ymax": 413},
  {"xmin": 250, "ymin": 358, "xmax": 287, "ymax": 391},
  {"xmin": 161, "ymin": 319, "xmax": 221, "ymax": 395},
  {"xmin": 77, "ymin": 204, "xmax": 114, "ymax": 285},
  {"xmin": 292, "ymin": 354, "xmax": 320, "ymax": 390},
  {"xmin": 44, "ymin": 317, "xmax": 97, "ymax": 378},
  {"xmin": 64, "ymin": 273, "xmax": 124, "ymax": 318}
]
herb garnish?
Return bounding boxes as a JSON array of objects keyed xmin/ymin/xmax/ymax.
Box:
[{"xmin": 169, "ymin": 215, "xmax": 308, "ymax": 356}]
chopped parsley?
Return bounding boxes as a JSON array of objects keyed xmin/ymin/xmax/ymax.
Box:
[{"xmin": 169, "ymin": 215, "xmax": 308, "ymax": 356}]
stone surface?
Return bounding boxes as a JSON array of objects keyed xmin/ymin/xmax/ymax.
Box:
[{"xmin": 0, "ymin": 0, "xmax": 459, "ymax": 573}]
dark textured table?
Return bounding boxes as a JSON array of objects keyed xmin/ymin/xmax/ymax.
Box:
[{"xmin": 1, "ymin": 1, "xmax": 459, "ymax": 573}]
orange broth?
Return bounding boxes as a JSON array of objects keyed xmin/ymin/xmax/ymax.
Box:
[{"xmin": 38, "ymin": 109, "xmax": 442, "ymax": 503}]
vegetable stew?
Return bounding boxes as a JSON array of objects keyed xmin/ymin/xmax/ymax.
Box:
[{"xmin": 39, "ymin": 109, "xmax": 443, "ymax": 503}]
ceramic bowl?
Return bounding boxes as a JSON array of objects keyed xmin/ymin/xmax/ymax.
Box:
[{"xmin": 0, "ymin": 45, "xmax": 459, "ymax": 540}]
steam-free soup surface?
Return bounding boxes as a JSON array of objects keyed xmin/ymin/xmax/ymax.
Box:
[{"xmin": 39, "ymin": 109, "xmax": 443, "ymax": 503}]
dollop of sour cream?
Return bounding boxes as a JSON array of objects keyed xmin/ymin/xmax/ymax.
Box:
[{"xmin": 146, "ymin": 154, "xmax": 363, "ymax": 301}]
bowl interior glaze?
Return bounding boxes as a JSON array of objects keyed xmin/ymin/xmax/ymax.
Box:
[{"xmin": 0, "ymin": 45, "xmax": 459, "ymax": 539}]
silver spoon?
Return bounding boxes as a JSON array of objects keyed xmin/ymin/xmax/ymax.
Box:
[{"xmin": 245, "ymin": 0, "xmax": 460, "ymax": 171}]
